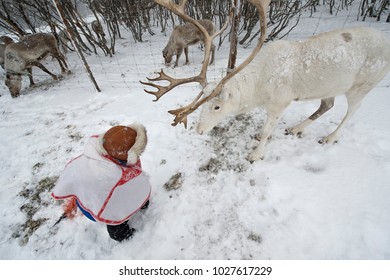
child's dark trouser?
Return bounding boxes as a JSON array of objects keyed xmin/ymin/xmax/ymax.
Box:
[{"xmin": 107, "ymin": 221, "xmax": 134, "ymax": 242}]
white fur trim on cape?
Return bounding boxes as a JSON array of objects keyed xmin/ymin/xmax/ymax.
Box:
[{"xmin": 126, "ymin": 123, "xmax": 147, "ymax": 165}]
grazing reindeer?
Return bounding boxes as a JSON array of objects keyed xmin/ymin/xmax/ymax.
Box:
[
  {"xmin": 196, "ymin": 27, "xmax": 390, "ymax": 161},
  {"xmin": 91, "ymin": 20, "xmax": 106, "ymax": 43},
  {"xmin": 4, "ymin": 33, "xmax": 70, "ymax": 98},
  {"xmin": 163, "ymin": 19, "xmax": 216, "ymax": 67},
  {"xmin": 142, "ymin": 0, "xmax": 390, "ymax": 162},
  {"xmin": 0, "ymin": 35, "xmax": 14, "ymax": 69}
]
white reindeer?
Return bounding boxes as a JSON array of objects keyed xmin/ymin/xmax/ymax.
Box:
[
  {"xmin": 196, "ymin": 27, "xmax": 390, "ymax": 161},
  {"xmin": 4, "ymin": 32, "xmax": 70, "ymax": 98},
  {"xmin": 142, "ymin": 0, "xmax": 390, "ymax": 162}
]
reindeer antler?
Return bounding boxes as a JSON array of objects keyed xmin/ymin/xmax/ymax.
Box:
[
  {"xmin": 140, "ymin": 68, "xmax": 206, "ymax": 101},
  {"xmin": 141, "ymin": 0, "xmax": 269, "ymax": 128}
]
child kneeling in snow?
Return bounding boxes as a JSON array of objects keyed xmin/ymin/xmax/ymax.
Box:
[{"xmin": 52, "ymin": 124, "xmax": 151, "ymax": 242}]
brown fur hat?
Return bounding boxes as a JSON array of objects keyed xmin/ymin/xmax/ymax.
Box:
[{"xmin": 101, "ymin": 124, "xmax": 147, "ymax": 164}]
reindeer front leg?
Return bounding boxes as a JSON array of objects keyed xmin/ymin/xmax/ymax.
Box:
[
  {"xmin": 174, "ymin": 46, "xmax": 184, "ymax": 67},
  {"xmin": 27, "ymin": 68, "xmax": 35, "ymax": 87},
  {"xmin": 184, "ymin": 46, "xmax": 189, "ymax": 65},
  {"xmin": 248, "ymin": 105, "xmax": 287, "ymax": 162}
]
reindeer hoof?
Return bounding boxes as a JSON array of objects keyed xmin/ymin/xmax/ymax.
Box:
[
  {"xmin": 254, "ymin": 134, "xmax": 272, "ymax": 141},
  {"xmin": 246, "ymin": 155, "xmax": 255, "ymax": 164},
  {"xmin": 318, "ymin": 137, "xmax": 338, "ymax": 145},
  {"xmin": 285, "ymin": 128, "xmax": 303, "ymax": 138},
  {"xmin": 247, "ymin": 152, "xmax": 264, "ymax": 163}
]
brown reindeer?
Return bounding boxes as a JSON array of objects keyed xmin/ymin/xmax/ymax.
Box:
[
  {"xmin": 4, "ymin": 33, "xmax": 70, "ymax": 98},
  {"xmin": 0, "ymin": 35, "xmax": 14, "ymax": 69},
  {"xmin": 91, "ymin": 20, "xmax": 106, "ymax": 43},
  {"xmin": 163, "ymin": 19, "xmax": 216, "ymax": 67}
]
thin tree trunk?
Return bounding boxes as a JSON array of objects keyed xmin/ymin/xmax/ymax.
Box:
[
  {"xmin": 52, "ymin": 0, "xmax": 101, "ymax": 93},
  {"xmin": 227, "ymin": 0, "xmax": 241, "ymax": 72}
]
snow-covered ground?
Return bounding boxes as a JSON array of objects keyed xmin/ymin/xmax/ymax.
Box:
[{"xmin": 1, "ymin": 3, "xmax": 390, "ymax": 261}]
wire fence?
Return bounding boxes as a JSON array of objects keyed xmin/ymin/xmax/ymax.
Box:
[
  {"xmin": 68, "ymin": 2, "xmax": 390, "ymax": 93},
  {"xmin": 1, "ymin": 1, "xmax": 389, "ymax": 97}
]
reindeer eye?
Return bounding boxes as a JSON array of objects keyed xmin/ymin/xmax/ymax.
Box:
[{"xmin": 214, "ymin": 105, "xmax": 220, "ymax": 110}]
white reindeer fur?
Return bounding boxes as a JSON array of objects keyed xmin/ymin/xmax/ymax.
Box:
[{"xmin": 197, "ymin": 26, "xmax": 390, "ymax": 161}]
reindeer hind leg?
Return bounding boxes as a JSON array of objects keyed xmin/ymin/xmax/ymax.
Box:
[
  {"xmin": 57, "ymin": 55, "xmax": 70, "ymax": 74},
  {"xmin": 286, "ymin": 97, "xmax": 335, "ymax": 136},
  {"xmin": 30, "ymin": 61, "xmax": 58, "ymax": 80},
  {"xmin": 320, "ymin": 88, "xmax": 372, "ymax": 144},
  {"xmin": 51, "ymin": 49, "xmax": 70, "ymax": 74}
]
